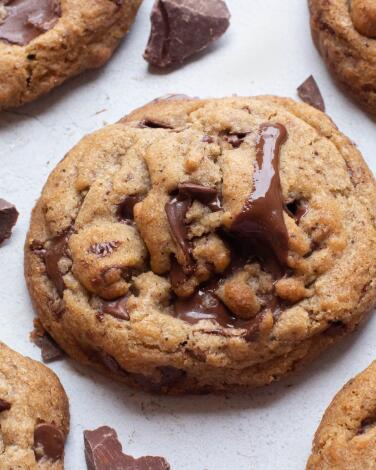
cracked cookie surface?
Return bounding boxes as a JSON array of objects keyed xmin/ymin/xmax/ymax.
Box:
[
  {"xmin": 307, "ymin": 361, "xmax": 376, "ymax": 470},
  {"xmin": 25, "ymin": 95, "xmax": 376, "ymax": 394},
  {"xmin": 0, "ymin": 342, "xmax": 69, "ymax": 469},
  {"xmin": 0, "ymin": 0, "xmax": 141, "ymax": 109},
  {"xmin": 309, "ymin": 0, "xmax": 376, "ymax": 116}
]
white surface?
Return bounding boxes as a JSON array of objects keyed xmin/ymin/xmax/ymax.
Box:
[{"xmin": 0, "ymin": 0, "xmax": 375, "ymax": 469}]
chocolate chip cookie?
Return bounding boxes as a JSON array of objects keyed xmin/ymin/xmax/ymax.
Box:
[
  {"xmin": 309, "ymin": 0, "xmax": 376, "ymax": 116},
  {"xmin": 0, "ymin": 0, "xmax": 141, "ymax": 109},
  {"xmin": 0, "ymin": 342, "xmax": 69, "ymax": 468},
  {"xmin": 25, "ymin": 95, "xmax": 376, "ymax": 394},
  {"xmin": 307, "ymin": 361, "xmax": 376, "ymax": 469}
]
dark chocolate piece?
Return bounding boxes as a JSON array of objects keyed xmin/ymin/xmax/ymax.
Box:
[
  {"xmin": 297, "ymin": 75, "xmax": 326, "ymax": 112},
  {"xmin": 230, "ymin": 123, "xmax": 289, "ymax": 271},
  {"xmin": 285, "ymin": 200, "xmax": 309, "ymax": 224},
  {"xmin": 178, "ymin": 182, "xmax": 221, "ymax": 212},
  {"xmin": 165, "ymin": 196, "xmax": 193, "ymax": 272},
  {"xmin": 44, "ymin": 233, "xmax": 69, "ymax": 297},
  {"xmin": 0, "ymin": 198, "xmax": 18, "ymax": 245},
  {"xmin": 0, "ymin": 398, "xmax": 11, "ymax": 412},
  {"xmin": 84, "ymin": 426, "xmax": 171, "ymax": 470},
  {"xmin": 0, "ymin": 0, "xmax": 61, "ymax": 46},
  {"xmin": 90, "ymin": 241, "xmax": 120, "ymax": 257},
  {"xmin": 144, "ymin": 0, "xmax": 231, "ymax": 68},
  {"xmin": 32, "ymin": 332, "xmax": 64, "ymax": 362},
  {"xmin": 117, "ymin": 195, "xmax": 144, "ymax": 224},
  {"xmin": 99, "ymin": 296, "xmax": 130, "ymax": 321},
  {"xmin": 33, "ymin": 422, "xmax": 65, "ymax": 462}
]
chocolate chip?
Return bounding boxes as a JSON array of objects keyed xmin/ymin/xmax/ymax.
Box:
[
  {"xmin": 0, "ymin": 398, "xmax": 11, "ymax": 412},
  {"xmin": 44, "ymin": 233, "xmax": 69, "ymax": 297},
  {"xmin": 139, "ymin": 119, "xmax": 173, "ymax": 129},
  {"xmin": 358, "ymin": 417, "xmax": 376, "ymax": 435},
  {"xmin": 285, "ymin": 200, "xmax": 308, "ymax": 224},
  {"xmin": 178, "ymin": 182, "xmax": 221, "ymax": 212},
  {"xmin": 33, "ymin": 422, "xmax": 65, "ymax": 462},
  {"xmin": 144, "ymin": 0, "xmax": 231, "ymax": 68},
  {"xmin": 0, "ymin": 198, "xmax": 18, "ymax": 245},
  {"xmin": 297, "ymin": 75, "xmax": 326, "ymax": 112},
  {"xmin": 99, "ymin": 295, "xmax": 130, "ymax": 321},
  {"xmin": 84, "ymin": 426, "xmax": 171, "ymax": 470},
  {"xmin": 117, "ymin": 195, "xmax": 144, "ymax": 224},
  {"xmin": 0, "ymin": 0, "xmax": 61, "ymax": 46},
  {"xmin": 165, "ymin": 196, "xmax": 193, "ymax": 272},
  {"xmin": 32, "ymin": 332, "xmax": 64, "ymax": 363},
  {"xmin": 90, "ymin": 241, "xmax": 120, "ymax": 257}
]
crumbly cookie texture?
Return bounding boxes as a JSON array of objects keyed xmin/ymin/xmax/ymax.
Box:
[
  {"xmin": 309, "ymin": 0, "xmax": 376, "ymax": 115},
  {"xmin": 0, "ymin": 0, "xmax": 142, "ymax": 109},
  {"xmin": 25, "ymin": 96, "xmax": 376, "ymax": 394},
  {"xmin": 307, "ymin": 361, "xmax": 376, "ymax": 470},
  {"xmin": 0, "ymin": 342, "xmax": 69, "ymax": 469}
]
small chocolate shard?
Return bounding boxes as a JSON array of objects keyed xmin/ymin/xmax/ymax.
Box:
[
  {"xmin": 99, "ymin": 295, "xmax": 130, "ymax": 321},
  {"xmin": 0, "ymin": 398, "xmax": 11, "ymax": 412},
  {"xmin": 0, "ymin": 0, "xmax": 61, "ymax": 46},
  {"xmin": 33, "ymin": 422, "xmax": 65, "ymax": 462},
  {"xmin": 0, "ymin": 198, "xmax": 18, "ymax": 245},
  {"xmin": 90, "ymin": 241, "xmax": 120, "ymax": 257},
  {"xmin": 178, "ymin": 182, "xmax": 221, "ymax": 212},
  {"xmin": 84, "ymin": 426, "xmax": 171, "ymax": 470},
  {"xmin": 297, "ymin": 75, "xmax": 326, "ymax": 112},
  {"xmin": 44, "ymin": 233, "xmax": 69, "ymax": 297},
  {"xmin": 117, "ymin": 195, "xmax": 144, "ymax": 224},
  {"xmin": 144, "ymin": 0, "xmax": 231, "ymax": 68},
  {"xmin": 32, "ymin": 330, "xmax": 64, "ymax": 363}
]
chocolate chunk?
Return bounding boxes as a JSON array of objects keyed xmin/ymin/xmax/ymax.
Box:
[
  {"xmin": 230, "ymin": 123, "xmax": 289, "ymax": 274},
  {"xmin": 32, "ymin": 332, "xmax": 64, "ymax": 362},
  {"xmin": 33, "ymin": 422, "xmax": 65, "ymax": 462},
  {"xmin": 178, "ymin": 182, "xmax": 221, "ymax": 212},
  {"xmin": 297, "ymin": 75, "xmax": 326, "ymax": 112},
  {"xmin": 0, "ymin": 0, "xmax": 61, "ymax": 46},
  {"xmin": 165, "ymin": 196, "xmax": 193, "ymax": 272},
  {"xmin": 44, "ymin": 233, "xmax": 69, "ymax": 297},
  {"xmin": 0, "ymin": 198, "xmax": 18, "ymax": 245},
  {"xmin": 0, "ymin": 398, "xmax": 11, "ymax": 412},
  {"xmin": 99, "ymin": 295, "xmax": 130, "ymax": 321},
  {"xmin": 139, "ymin": 119, "xmax": 173, "ymax": 129},
  {"xmin": 117, "ymin": 195, "xmax": 144, "ymax": 224},
  {"xmin": 90, "ymin": 241, "xmax": 120, "ymax": 257},
  {"xmin": 144, "ymin": 0, "xmax": 231, "ymax": 68},
  {"xmin": 84, "ymin": 426, "xmax": 171, "ymax": 470}
]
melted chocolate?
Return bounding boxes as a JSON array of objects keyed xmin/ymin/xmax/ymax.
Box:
[
  {"xmin": 99, "ymin": 296, "xmax": 129, "ymax": 321},
  {"xmin": 0, "ymin": 0, "xmax": 61, "ymax": 46},
  {"xmin": 230, "ymin": 123, "xmax": 289, "ymax": 270},
  {"xmin": 33, "ymin": 422, "xmax": 65, "ymax": 462},
  {"xmin": 117, "ymin": 195, "xmax": 144, "ymax": 224},
  {"xmin": 44, "ymin": 233, "xmax": 69, "ymax": 297}
]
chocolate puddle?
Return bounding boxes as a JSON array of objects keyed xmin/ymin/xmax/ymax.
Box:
[{"xmin": 173, "ymin": 123, "xmax": 289, "ymax": 330}]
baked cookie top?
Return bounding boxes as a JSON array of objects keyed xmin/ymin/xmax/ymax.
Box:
[
  {"xmin": 307, "ymin": 360, "xmax": 376, "ymax": 470},
  {"xmin": 0, "ymin": 342, "xmax": 69, "ymax": 469},
  {"xmin": 0, "ymin": 0, "xmax": 141, "ymax": 109},
  {"xmin": 309, "ymin": 0, "xmax": 376, "ymax": 115},
  {"xmin": 25, "ymin": 96, "xmax": 376, "ymax": 393}
]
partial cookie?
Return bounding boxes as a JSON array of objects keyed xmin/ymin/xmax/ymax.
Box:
[
  {"xmin": 0, "ymin": 342, "xmax": 69, "ymax": 469},
  {"xmin": 307, "ymin": 361, "xmax": 376, "ymax": 469},
  {"xmin": 25, "ymin": 95, "xmax": 376, "ymax": 394},
  {"xmin": 0, "ymin": 0, "xmax": 142, "ymax": 109},
  {"xmin": 309, "ymin": 0, "xmax": 376, "ymax": 115}
]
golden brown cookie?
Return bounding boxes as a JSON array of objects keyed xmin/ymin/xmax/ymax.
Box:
[
  {"xmin": 25, "ymin": 96, "xmax": 376, "ymax": 394},
  {"xmin": 0, "ymin": 342, "xmax": 69, "ymax": 469},
  {"xmin": 0, "ymin": 0, "xmax": 141, "ymax": 109},
  {"xmin": 307, "ymin": 360, "xmax": 376, "ymax": 470},
  {"xmin": 309, "ymin": 0, "xmax": 376, "ymax": 115}
]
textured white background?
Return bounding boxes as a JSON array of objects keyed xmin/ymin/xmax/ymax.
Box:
[{"xmin": 0, "ymin": 0, "xmax": 375, "ymax": 469}]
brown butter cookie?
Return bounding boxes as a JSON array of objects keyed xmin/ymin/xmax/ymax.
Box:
[{"xmin": 25, "ymin": 95, "xmax": 376, "ymax": 394}]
